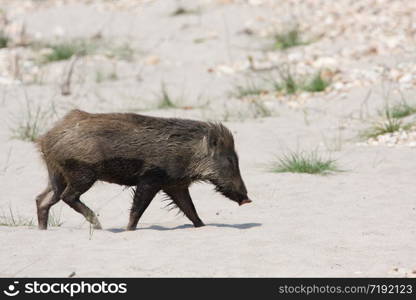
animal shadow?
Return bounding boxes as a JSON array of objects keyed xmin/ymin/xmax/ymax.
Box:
[{"xmin": 107, "ymin": 222, "xmax": 261, "ymax": 233}]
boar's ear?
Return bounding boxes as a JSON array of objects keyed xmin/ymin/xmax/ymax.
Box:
[
  {"xmin": 200, "ymin": 129, "xmax": 220, "ymax": 156},
  {"xmin": 200, "ymin": 136, "xmax": 209, "ymax": 155},
  {"xmin": 208, "ymin": 129, "xmax": 219, "ymax": 149}
]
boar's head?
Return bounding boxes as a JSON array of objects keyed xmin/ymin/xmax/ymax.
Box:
[{"xmin": 196, "ymin": 124, "xmax": 252, "ymax": 206}]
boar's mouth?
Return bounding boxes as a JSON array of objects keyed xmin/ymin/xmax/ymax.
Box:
[{"xmin": 211, "ymin": 180, "xmax": 251, "ymax": 206}]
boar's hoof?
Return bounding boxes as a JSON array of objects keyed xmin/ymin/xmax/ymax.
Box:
[
  {"xmin": 193, "ymin": 221, "xmax": 205, "ymax": 228},
  {"xmin": 93, "ymin": 222, "xmax": 102, "ymax": 230}
]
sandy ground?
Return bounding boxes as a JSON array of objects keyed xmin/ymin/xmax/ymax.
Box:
[{"xmin": 0, "ymin": 0, "xmax": 415, "ymax": 277}]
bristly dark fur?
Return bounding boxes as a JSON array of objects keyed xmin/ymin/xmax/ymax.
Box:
[
  {"xmin": 161, "ymin": 194, "xmax": 183, "ymax": 215},
  {"xmin": 129, "ymin": 187, "xmax": 136, "ymax": 211},
  {"xmin": 35, "ymin": 109, "xmax": 250, "ymax": 230}
]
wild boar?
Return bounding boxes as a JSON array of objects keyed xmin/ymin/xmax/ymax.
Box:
[{"xmin": 35, "ymin": 109, "xmax": 252, "ymax": 230}]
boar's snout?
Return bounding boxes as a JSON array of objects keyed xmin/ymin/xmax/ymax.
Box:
[
  {"xmin": 233, "ymin": 178, "xmax": 252, "ymax": 206},
  {"xmin": 239, "ymin": 198, "xmax": 252, "ymax": 206},
  {"xmin": 235, "ymin": 187, "xmax": 252, "ymax": 207},
  {"xmin": 210, "ymin": 175, "xmax": 252, "ymax": 206}
]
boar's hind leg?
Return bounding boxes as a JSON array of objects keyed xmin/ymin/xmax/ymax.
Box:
[
  {"xmin": 61, "ymin": 176, "xmax": 102, "ymax": 230},
  {"xmin": 36, "ymin": 183, "xmax": 52, "ymax": 228},
  {"xmin": 127, "ymin": 182, "xmax": 161, "ymax": 231},
  {"xmin": 35, "ymin": 183, "xmax": 52, "ymax": 207},
  {"xmin": 37, "ymin": 174, "xmax": 66, "ymax": 230},
  {"xmin": 163, "ymin": 187, "xmax": 205, "ymax": 228}
]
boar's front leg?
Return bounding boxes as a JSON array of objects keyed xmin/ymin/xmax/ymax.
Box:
[
  {"xmin": 163, "ymin": 187, "xmax": 205, "ymax": 228},
  {"xmin": 127, "ymin": 181, "xmax": 161, "ymax": 231}
]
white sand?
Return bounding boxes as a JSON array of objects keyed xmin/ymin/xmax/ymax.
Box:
[{"xmin": 0, "ymin": 0, "xmax": 415, "ymax": 277}]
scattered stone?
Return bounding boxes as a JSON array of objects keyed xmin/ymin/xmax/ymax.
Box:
[
  {"xmin": 364, "ymin": 127, "xmax": 416, "ymax": 148},
  {"xmin": 144, "ymin": 55, "xmax": 160, "ymax": 65}
]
